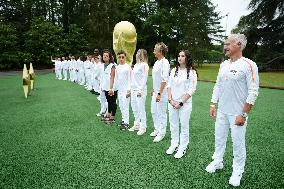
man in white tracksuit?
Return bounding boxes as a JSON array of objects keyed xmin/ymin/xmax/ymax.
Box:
[
  {"xmin": 70, "ymin": 56, "xmax": 77, "ymax": 82},
  {"xmin": 114, "ymin": 50, "xmax": 132, "ymax": 129},
  {"xmin": 205, "ymin": 33, "xmax": 259, "ymax": 187},
  {"xmin": 68, "ymin": 58, "xmax": 73, "ymax": 82},
  {"xmin": 77, "ymin": 57, "xmax": 85, "ymax": 85},
  {"xmin": 58, "ymin": 58, "xmax": 63, "ymax": 80},
  {"xmin": 96, "ymin": 59, "xmax": 108, "ymax": 117},
  {"xmin": 62, "ymin": 57, "xmax": 68, "ymax": 80},
  {"xmin": 84, "ymin": 56, "xmax": 92, "ymax": 90},
  {"xmin": 129, "ymin": 49, "xmax": 149, "ymax": 135},
  {"xmin": 91, "ymin": 57, "xmax": 101, "ymax": 93},
  {"xmin": 167, "ymin": 50, "xmax": 197, "ymax": 159},
  {"xmin": 150, "ymin": 42, "xmax": 170, "ymax": 142}
]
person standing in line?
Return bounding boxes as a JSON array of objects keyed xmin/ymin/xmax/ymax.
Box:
[
  {"xmin": 68, "ymin": 56, "xmax": 73, "ymax": 82},
  {"xmin": 205, "ymin": 33, "xmax": 259, "ymax": 187},
  {"xmin": 114, "ymin": 50, "xmax": 132, "ymax": 130},
  {"xmin": 96, "ymin": 55, "xmax": 108, "ymax": 117},
  {"xmin": 129, "ymin": 49, "xmax": 149, "ymax": 135},
  {"xmin": 62, "ymin": 57, "xmax": 68, "ymax": 80},
  {"xmin": 150, "ymin": 42, "xmax": 170, "ymax": 142},
  {"xmin": 166, "ymin": 50, "xmax": 197, "ymax": 159},
  {"xmin": 100, "ymin": 49, "xmax": 117, "ymax": 124},
  {"xmin": 84, "ymin": 55, "xmax": 92, "ymax": 90},
  {"xmin": 91, "ymin": 55, "xmax": 101, "ymax": 95}
]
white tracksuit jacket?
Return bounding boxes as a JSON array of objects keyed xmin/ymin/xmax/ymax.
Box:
[
  {"xmin": 114, "ymin": 63, "xmax": 132, "ymax": 124},
  {"xmin": 168, "ymin": 67, "xmax": 197, "ymax": 151},
  {"xmin": 151, "ymin": 57, "xmax": 170, "ymax": 137},
  {"xmin": 211, "ymin": 57, "xmax": 259, "ymax": 173},
  {"xmin": 131, "ymin": 62, "xmax": 149, "ymax": 128}
]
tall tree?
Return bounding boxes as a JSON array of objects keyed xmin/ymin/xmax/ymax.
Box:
[{"xmin": 233, "ymin": 0, "xmax": 284, "ymax": 71}]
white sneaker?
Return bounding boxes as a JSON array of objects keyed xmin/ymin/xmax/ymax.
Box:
[
  {"xmin": 128, "ymin": 125, "xmax": 139, "ymax": 132},
  {"xmin": 212, "ymin": 152, "xmax": 217, "ymax": 160},
  {"xmin": 137, "ymin": 128, "xmax": 146, "ymax": 135},
  {"xmin": 153, "ymin": 135, "xmax": 164, "ymax": 143},
  {"xmin": 150, "ymin": 130, "xmax": 158, "ymax": 137},
  {"xmin": 205, "ymin": 160, "xmax": 224, "ymax": 173},
  {"xmin": 166, "ymin": 145, "xmax": 178, "ymax": 155},
  {"xmin": 229, "ymin": 171, "xmax": 243, "ymax": 187},
  {"xmin": 174, "ymin": 149, "xmax": 186, "ymax": 159}
]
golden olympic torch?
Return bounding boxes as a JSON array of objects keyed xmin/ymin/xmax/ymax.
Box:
[
  {"xmin": 29, "ymin": 63, "xmax": 35, "ymax": 90},
  {"xmin": 113, "ymin": 21, "xmax": 137, "ymax": 65},
  {"xmin": 22, "ymin": 64, "xmax": 31, "ymax": 98}
]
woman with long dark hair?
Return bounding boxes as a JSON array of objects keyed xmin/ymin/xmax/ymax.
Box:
[
  {"xmin": 100, "ymin": 49, "xmax": 117, "ymax": 124},
  {"xmin": 166, "ymin": 50, "xmax": 197, "ymax": 159}
]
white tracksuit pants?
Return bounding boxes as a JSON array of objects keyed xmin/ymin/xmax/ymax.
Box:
[
  {"xmin": 92, "ymin": 77, "xmax": 100, "ymax": 92},
  {"xmin": 151, "ymin": 92, "xmax": 168, "ymax": 137},
  {"xmin": 131, "ymin": 90, "xmax": 147, "ymax": 128},
  {"xmin": 55, "ymin": 69, "xmax": 60, "ymax": 79},
  {"xmin": 168, "ymin": 102, "xmax": 192, "ymax": 151},
  {"xmin": 69, "ymin": 69, "xmax": 73, "ymax": 81},
  {"xmin": 118, "ymin": 91, "xmax": 130, "ymax": 124},
  {"xmin": 63, "ymin": 69, "xmax": 68, "ymax": 80},
  {"xmin": 99, "ymin": 90, "xmax": 107, "ymax": 114},
  {"xmin": 58, "ymin": 69, "xmax": 63, "ymax": 79},
  {"xmin": 79, "ymin": 71, "xmax": 85, "ymax": 84},
  {"xmin": 214, "ymin": 110, "xmax": 247, "ymax": 173},
  {"xmin": 73, "ymin": 70, "xmax": 78, "ymax": 82},
  {"xmin": 85, "ymin": 71, "xmax": 91, "ymax": 89}
]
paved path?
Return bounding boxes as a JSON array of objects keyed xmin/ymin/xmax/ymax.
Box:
[{"xmin": 0, "ymin": 69, "xmax": 53, "ymax": 77}]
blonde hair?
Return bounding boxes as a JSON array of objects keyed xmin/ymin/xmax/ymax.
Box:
[
  {"xmin": 155, "ymin": 42, "xmax": 168, "ymax": 56},
  {"xmin": 136, "ymin": 49, "xmax": 148, "ymax": 64}
]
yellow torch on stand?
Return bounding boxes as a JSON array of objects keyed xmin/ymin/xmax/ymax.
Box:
[{"xmin": 22, "ymin": 64, "xmax": 31, "ymax": 98}]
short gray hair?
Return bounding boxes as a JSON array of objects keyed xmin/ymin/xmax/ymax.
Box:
[{"xmin": 228, "ymin": 33, "xmax": 247, "ymax": 51}]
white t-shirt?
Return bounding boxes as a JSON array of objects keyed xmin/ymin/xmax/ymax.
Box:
[
  {"xmin": 211, "ymin": 57, "xmax": 259, "ymax": 115},
  {"xmin": 101, "ymin": 63, "xmax": 115, "ymax": 91},
  {"xmin": 114, "ymin": 63, "xmax": 132, "ymax": 92},
  {"xmin": 152, "ymin": 57, "xmax": 170, "ymax": 93},
  {"xmin": 131, "ymin": 62, "xmax": 149, "ymax": 92},
  {"xmin": 168, "ymin": 67, "xmax": 197, "ymax": 103}
]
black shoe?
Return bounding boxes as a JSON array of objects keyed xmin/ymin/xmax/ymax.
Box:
[
  {"xmin": 120, "ymin": 123, "xmax": 129, "ymax": 130},
  {"xmin": 94, "ymin": 92, "xmax": 100, "ymax": 95},
  {"xmin": 118, "ymin": 121, "xmax": 124, "ymax": 127}
]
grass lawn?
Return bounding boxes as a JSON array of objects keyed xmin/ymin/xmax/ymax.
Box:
[
  {"xmin": 197, "ymin": 64, "xmax": 284, "ymax": 88},
  {"xmin": 0, "ymin": 73, "xmax": 283, "ymax": 188}
]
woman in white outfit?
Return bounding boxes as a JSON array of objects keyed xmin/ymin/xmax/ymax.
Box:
[
  {"xmin": 150, "ymin": 42, "xmax": 170, "ymax": 143},
  {"xmin": 166, "ymin": 50, "xmax": 197, "ymax": 159},
  {"xmin": 129, "ymin": 49, "xmax": 149, "ymax": 135}
]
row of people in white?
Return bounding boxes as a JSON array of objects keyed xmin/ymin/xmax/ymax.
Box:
[{"xmin": 53, "ymin": 55, "xmax": 103, "ymax": 94}]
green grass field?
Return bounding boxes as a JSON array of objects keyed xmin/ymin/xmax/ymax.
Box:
[
  {"xmin": 197, "ymin": 64, "xmax": 284, "ymax": 88},
  {"xmin": 0, "ymin": 73, "xmax": 283, "ymax": 188}
]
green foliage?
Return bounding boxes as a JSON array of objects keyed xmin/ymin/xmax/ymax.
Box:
[
  {"xmin": 0, "ymin": 21, "xmax": 19, "ymax": 69},
  {"xmin": 1, "ymin": 0, "xmax": 224, "ymax": 69},
  {"xmin": 233, "ymin": 0, "xmax": 284, "ymax": 71},
  {"xmin": 24, "ymin": 18, "xmax": 64, "ymax": 66}
]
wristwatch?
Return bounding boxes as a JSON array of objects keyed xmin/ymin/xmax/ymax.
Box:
[
  {"xmin": 168, "ymin": 99, "xmax": 172, "ymax": 103},
  {"xmin": 157, "ymin": 92, "xmax": 161, "ymax": 96},
  {"xmin": 179, "ymin": 102, "xmax": 184, "ymax": 106},
  {"xmin": 241, "ymin": 112, "xmax": 248, "ymax": 118}
]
